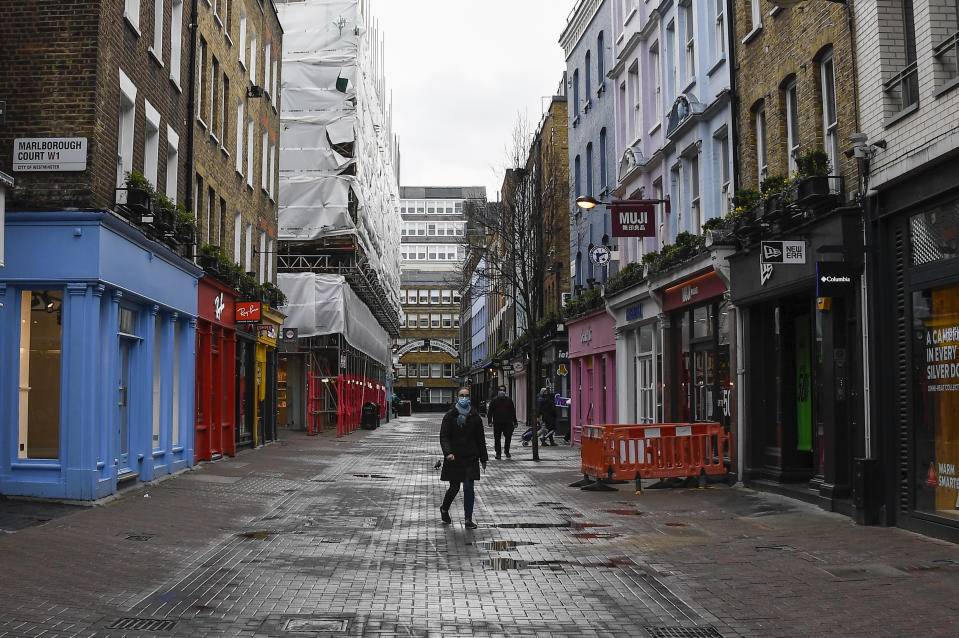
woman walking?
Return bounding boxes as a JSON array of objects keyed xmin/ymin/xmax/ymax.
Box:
[{"xmin": 439, "ymin": 387, "xmax": 488, "ymax": 529}]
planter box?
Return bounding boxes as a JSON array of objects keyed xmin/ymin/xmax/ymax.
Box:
[
  {"xmin": 795, "ymin": 176, "xmax": 832, "ymax": 205},
  {"xmin": 114, "ymin": 187, "xmax": 153, "ymax": 222}
]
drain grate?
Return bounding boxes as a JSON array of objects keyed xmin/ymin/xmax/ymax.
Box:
[
  {"xmin": 351, "ymin": 473, "xmax": 392, "ymax": 480},
  {"xmin": 108, "ymin": 618, "xmax": 177, "ymax": 632},
  {"xmin": 645, "ymin": 626, "xmax": 723, "ymax": 638},
  {"xmin": 284, "ymin": 618, "xmax": 349, "ymax": 632},
  {"xmin": 126, "ymin": 535, "xmax": 153, "ymax": 542}
]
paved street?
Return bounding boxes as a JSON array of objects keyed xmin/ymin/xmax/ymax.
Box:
[{"xmin": 2, "ymin": 415, "xmax": 959, "ymax": 638}]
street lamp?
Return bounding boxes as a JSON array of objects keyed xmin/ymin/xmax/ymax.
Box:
[{"xmin": 575, "ymin": 194, "xmax": 671, "ymax": 215}]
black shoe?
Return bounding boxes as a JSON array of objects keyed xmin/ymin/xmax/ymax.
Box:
[
  {"xmin": 465, "ymin": 520, "xmax": 478, "ymax": 529},
  {"xmin": 440, "ymin": 508, "xmax": 451, "ymax": 524},
  {"xmin": 505, "ymin": 452, "xmax": 511, "ymax": 458},
  {"xmin": 495, "ymin": 455, "xmax": 501, "ymax": 460}
]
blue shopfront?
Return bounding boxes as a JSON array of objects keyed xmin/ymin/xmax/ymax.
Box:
[{"xmin": 0, "ymin": 212, "xmax": 200, "ymax": 500}]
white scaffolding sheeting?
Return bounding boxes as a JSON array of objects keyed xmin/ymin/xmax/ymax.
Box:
[
  {"xmin": 278, "ymin": 272, "xmax": 391, "ymax": 367},
  {"xmin": 277, "ymin": 0, "xmax": 401, "ymax": 315}
]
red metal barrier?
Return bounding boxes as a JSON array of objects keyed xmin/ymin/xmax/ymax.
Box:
[{"xmin": 577, "ymin": 423, "xmax": 729, "ymax": 492}]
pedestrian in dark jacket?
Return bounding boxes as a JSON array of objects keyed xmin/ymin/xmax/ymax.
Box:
[
  {"xmin": 487, "ymin": 384, "xmax": 517, "ymax": 459},
  {"xmin": 439, "ymin": 387, "xmax": 488, "ymax": 529},
  {"xmin": 536, "ymin": 387, "xmax": 558, "ymax": 446}
]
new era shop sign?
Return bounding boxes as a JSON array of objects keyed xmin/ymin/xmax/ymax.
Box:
[
  {"xmin": 611, "ymin": 201, "xmax": 656, "ymax": 238},
  {"xmin": 761, "ymin": 241, "xmax": 806, "ymax": 264}
]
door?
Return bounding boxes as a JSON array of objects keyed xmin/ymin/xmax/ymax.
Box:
[
  {"xmin": 692, "ymin": 345, "xmax": 715, "ymax": 422},
  {"xmin": 636, "ymin": 355, "xmax": 654, "ymax": 424},
  {"xmin": 118, "ymin": 338, "xmax": 133, "ymax": 475}
]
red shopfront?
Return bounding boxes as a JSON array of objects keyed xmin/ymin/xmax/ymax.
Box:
[
  {"xmin": 660, "ymin": 270, "xmax": 732, "ymax": 429},
  {"xmin": 196, "ymin": 277, "xmax": 237, "ymax": 461}
]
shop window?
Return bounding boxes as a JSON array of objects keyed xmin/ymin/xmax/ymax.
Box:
[
  {"xmin": 912, "ymin": 282, "xmax": 959, "ymax": 520},
  {"xmin": 911, "ymin": 204, "xmax": 959, "ymax": 266},
  {"xmin": 18, "ymin": 290, "xmax": 63, "ymax": 460}
]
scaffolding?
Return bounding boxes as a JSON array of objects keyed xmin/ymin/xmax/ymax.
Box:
[{"xmin": 276, "ymin": 0, "xmax": 400, "ymax": 433}]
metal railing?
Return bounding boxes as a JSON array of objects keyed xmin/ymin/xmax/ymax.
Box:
[
  {"xmin": 883, "ymin": 60, "xmax": 920, "ymax": 114},
  {"xmin": 934, "ymin": 30, "xmax": 959, "ymax": 83}
]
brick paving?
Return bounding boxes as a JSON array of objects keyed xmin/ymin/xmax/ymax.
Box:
[{"xmin": 1, "ymin": 415, "xmax": 959, "ymax": 637}]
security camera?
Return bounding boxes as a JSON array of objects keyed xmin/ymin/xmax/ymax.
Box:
[{"xmin": 848, "ymin": 132, "xmax": 868, "ymax": 144}]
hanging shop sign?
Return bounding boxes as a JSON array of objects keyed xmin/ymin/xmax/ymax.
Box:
[
  {"xmin": 235, "ymin": 301, "xmax": 262, "ymax": 323},
  {"xmin": 611, "ymin": 201, "xmax": 657, "ymax": 237},
  {"xmin": 512, "ymin": 362, "xmax": 524, "ymax": 372},
  {"xmin": 761, "ymin": 240, "xmax": 806, "ymax": 264},
  {"xmin": 555, "ymin": 396, "xmax": 572, "ymax": 408},
  {"xmin": 816, "ymin": 262, "xmax": 859, "ymax": 297},
  {"xmin": 557, "ymin": 364, "xmax": 569, "ymax": 377},
  {"xmin": 13, "ymin": 137, "xmax": 87, "ymax": 172},
  {"xmin": 258, "ymin": 324, "xmax": 277, "ymax": 339}
]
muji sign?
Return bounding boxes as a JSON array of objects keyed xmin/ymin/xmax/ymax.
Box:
[{"xmin": 610, "ymin": 200, "xmax": 657, "ymax": 238}]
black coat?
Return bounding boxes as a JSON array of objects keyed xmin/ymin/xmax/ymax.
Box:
[
  {"xmin": 487, "ymin": 394, "xmax": 517, "ymax": 426},
  {"xmin": 439, "ymin": 407, "xmax": 488, "ymax": 482}
]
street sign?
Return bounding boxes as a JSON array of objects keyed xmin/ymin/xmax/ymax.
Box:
[
  {"xmin": 13, "ymin": 137, "xmax": 88, "ymax": 172},
  {"xmin": 816, "ymin": 262, "xmax": 859, "ymax": 297},
  {"xmin": 761, "ymin": 240, "xmax": 806, "ymax": 264},
  {"xmin": 589, "ymin": 245, "xmax": 611, "ymax": 265}
]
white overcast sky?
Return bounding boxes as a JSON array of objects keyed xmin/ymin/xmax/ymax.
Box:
[{"xmin": 372, "ymin": 1, "xmax": 571, "ymax": 201}]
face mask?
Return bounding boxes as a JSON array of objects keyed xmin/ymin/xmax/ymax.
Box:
[
  {"xmin": 458, "ymin": 397, "xmax": 471, "ymax": 409},
  {"xmin": 498, "ymin": 391, "xmax": 506, "ymax": 397}
]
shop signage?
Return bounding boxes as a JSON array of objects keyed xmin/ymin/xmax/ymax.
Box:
[
  {"xmin": 611, "ymin": 201, "xmax": 656, "ymax": 237},
  {"xmin": 258, "ymin": 324, "xmax": 277, "ymax": 339},
  {"xmin": 663, "ymin": 271, "xmax": 727, "ymax": 311},
  {"xmin": 281, "ymin": 327, "xmax": 298, "ymax": 342},
  {"xmin": 580, "ymin": 328, "xmax": 593, "ymax": 344},
  {"xmin": 235, "ymin": 301, "xmax": 261, "ymax": 323},
  {"xmin": 760, "ymin": 263, "xmax": 774, "ymax": 286},
  {"xmin": 761, "ymin": 240, "xmax": 806, "ymax": 264},
  {"xmin": 589, "ymin": 245, "xmax": 611, "ymax": 265},
  {"xmin": 512, "ymin": 362, "xmax": 524, "ymax": 372},
  {"xmin": 555, "ymin": 396, "xmax": 571, "ymax": 408},
  {"xmin": 213, "ymin": 292, "xmax": 226, "ymax": 320},
  {"xmin": 13, "ymin": 137, "xmax": 87, "ymax": 172},
  {"xmin": 625, "ymin": 303, "xmax": 643, "ymax": 322},
  {"xmin": 395, "ymin": 339, "xmax": 458, "ymax": 357},
  {"xmin": 816, "ymin": 262, "xmax": 859, "ymax": 297},
  {"xmin": 557, "ymin": 364, "xmax": 568, "ymax": 376},
  {"xmin": 557, "ymin": 349, "xmax": 569, "ymax": 361}
]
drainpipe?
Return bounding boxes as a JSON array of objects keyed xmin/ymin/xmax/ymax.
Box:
[{"xmin": 184, "ymin": 0, "xmax": 200, "ymax": 251}]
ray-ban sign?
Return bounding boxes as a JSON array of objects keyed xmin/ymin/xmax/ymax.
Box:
[{"xmin": 611, "ymin": 201, "xmax": 656, "ymax": 238}]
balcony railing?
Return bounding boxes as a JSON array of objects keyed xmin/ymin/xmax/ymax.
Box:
[
  {"xmin": 934, "ymin": 30, "xmax": 959, "ymax": 84},
  {"xmin": 883, "ymin": 60, "xmax": 920, "ymax": 116}
]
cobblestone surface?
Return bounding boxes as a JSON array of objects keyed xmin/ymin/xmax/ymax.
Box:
[{"xmin": 1, "ymin": 415, "xmax": 959, "ymax": 637}]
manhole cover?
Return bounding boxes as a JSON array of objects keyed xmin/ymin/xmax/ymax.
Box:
[
  {"xmin": 645, "ymin": 627, "xmax": 723, "ymax": 638},
  {"xmin": 284, "ymin": 618, "xmax": 349, "ymax": 632},
  {"xmin": 352, "ymin": 474, "xmax": 392, "ymax": 479},
  {"xmin": 108, "ymin": 618, "xmax": 177, "ymax": 631}
]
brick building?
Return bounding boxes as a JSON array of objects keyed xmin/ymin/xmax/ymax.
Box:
[
  {"xmin": 0, "ymin": 0, "xmax": 201, "ymax": 499},
  {"xmin": 726, "ymin": 0, "xmax": 865, "ymax": 513},
  {"xmin": 394, "ymin": 187, "xmax": 481, "ymax": 412},
  {"xmin": 856, "ymin": 0, "xmax": 959, "ymax": 540},
  {"xmin": 191, "ymin": 0, "xmax": 284, "ymax": 458}
]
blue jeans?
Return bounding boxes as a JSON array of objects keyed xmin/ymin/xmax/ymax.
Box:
[{"xmin": 442, "ymin": 476, "xmax": 475, "ymax": 520}]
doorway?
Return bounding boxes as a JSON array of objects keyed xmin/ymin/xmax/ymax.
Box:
[{"xmin": 117, "ymin": 338, "xmax": 134, "ymax": 477}]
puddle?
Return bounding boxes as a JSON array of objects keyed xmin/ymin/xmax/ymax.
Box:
[
  {"xmin": 573, "ymin": 532, "xmax": 621, "ymax": 539},
  {"xmin": 535, "ymin": 502, "xmax": 562, "ymax": 506},
  {"xmin": 482, "ymin": 557, "xmax": 634, "ymax": 570},
  {"xmin": 665, "ymin": 522, "xmax": 687, "ymax": 527},
  {"xmin": 570, "ymin": 522, "xmax": 610, "ymax": 530},
  {"xmin": 491, "ymin": 522, "xmax": 570, "ymax": 529},
  {"xmin": 237, "ymin": 530, "xmax": 272, "ymax": 539},
  {"xmin": 472, "ymin": 540, "xmax": 537, "ymax": 550},
  {"xmin": 603, "ymin": 509, "xmax": 643, "ymax": 516},
  {"xmin": 352, "ymin": 474, "xmax": 392, "ymax": 480}
]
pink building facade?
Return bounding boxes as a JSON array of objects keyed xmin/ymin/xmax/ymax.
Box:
[{"xmin": 567, "ymin": 309, "xmax": 617, "ymax": 445}]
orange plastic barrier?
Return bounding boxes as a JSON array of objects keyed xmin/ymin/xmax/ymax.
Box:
[{"xmin": 578, "ymin": 423, "xmax": 729, "ymax": 492}]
